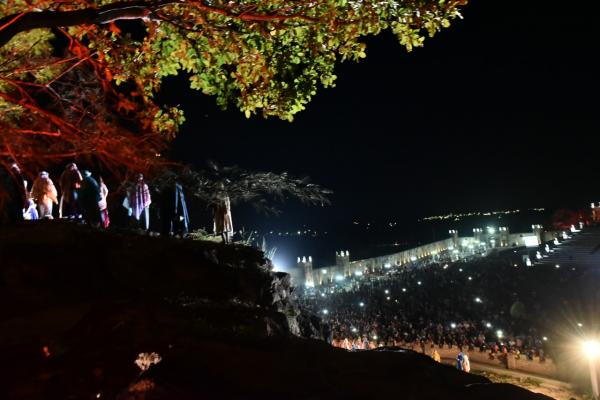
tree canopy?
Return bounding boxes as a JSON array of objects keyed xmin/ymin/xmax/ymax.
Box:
[{"xmin": 0, "ymin": 0, "xmax": 467, "ymax": 171}]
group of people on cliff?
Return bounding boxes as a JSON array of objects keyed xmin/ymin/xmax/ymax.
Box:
[{"xmin": 0, "ymin": 161, "xmax": 234, "ymax": 241}]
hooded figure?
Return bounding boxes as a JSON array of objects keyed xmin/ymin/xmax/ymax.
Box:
[
  {"xmin": 159, "ymin": 182, "xmax": 189, "ymax": 236},
  {"xmin": 59, "ymin": 162, "xmax": 82, "ymax": 218},
  {"xmin": 213, "ymin": 194, "xmax": 233, "ymax": 243},
  {"xmin": 1, "ymin": 162, "xmax": 27, "ymax": 224},
  {"xmin": 78, "ymin": 170, "xmax": 101, "ymax": 226},
  {"xmin": 30, "ymin": 171, "xmax": 58, "ymax": 219},
  {"xmin": 123, "ymin": 174, "xmax": 151, "ymax": 230}
]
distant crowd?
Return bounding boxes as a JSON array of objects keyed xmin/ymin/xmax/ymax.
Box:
[
  {"xmin": 0, "ymin": 161, "xmax": 232, "ymax": 241},
  {"xmin": 298, "ymin": 251, "xmax": 583, "ymax": 365}
]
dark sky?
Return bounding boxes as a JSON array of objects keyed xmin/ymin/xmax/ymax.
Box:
[{"xmin": 162, "ymin": 0, "xmax": 600, "ymax": 231}]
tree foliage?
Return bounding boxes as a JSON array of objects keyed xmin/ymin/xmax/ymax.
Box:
[
  {"xmin": 154, "ymin": 162, "xmax": 332, "ymax": 215},
  {"xmin": 0, "ymin": 0, "xmax": 467, "ymax": 170}
]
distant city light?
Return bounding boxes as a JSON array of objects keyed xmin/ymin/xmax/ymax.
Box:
[
  {"xmin": 359, "ymin": 302, "xmax": 365, "ymax": 307},
  {"xmin": 384, "ymin": 289, "xmax": 389, "ymax": 294},
  {"xmin": 496, "ymin": 330, "xmax": 504, "ymax": 339},
  {"xmin": 450, "ymin": 323, "xmax": 457, "ymax": 329},
  {"xmin": 468, "ymin": 276, "xmax": 472, "ymax": 281},
  {"xmin": 417, "ymin": 281, "xmax": 422, "ymax": 285},
  {"xmin": 320, "ymin": 293, "xmax": 326, "ymax": 297},
  {"xmin": 386, "ymin": 296, "xmax": 391, "ymax": 300},
  {"xmin": 555, "ymin": 264, "xmax": 560, "ymax": 269},
  {"xmin": 487, "ymin": 227, "xmax": 495, "ymax": 235},
  {"xmin": 474, "ymin": 297, "xmax": 482, "ymax": 303},
  {"xmin": 352, "ymin": 327, "xmax": 358, "ymax": 333},
  {"xmin": 486, "ymin": 322, "xmax": 492, "ymax": 328},
  {"xmin": 322, "ymin": 309, "xmax": 328, "ymax": 315},
  {"xmin": 459, "ymin": 268, "xmax": 463, "ymax": 272},
  {"xmin": 402, "ymin": 288, "xmax": 407, "ymax": 292}
]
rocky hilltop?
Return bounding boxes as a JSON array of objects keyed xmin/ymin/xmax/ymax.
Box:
[{"xmin": 0, "ymin": 222, "xmax": 550, "ymax": 399}]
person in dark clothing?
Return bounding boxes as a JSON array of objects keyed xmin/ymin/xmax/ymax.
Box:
[
  {"xmin": 78, "ymin": 170, "xmax": 101, "ymax": 226},
  {"xmin": 159, "ymin": 182, "xmax": 190, "ymax": 237},
  {"xmin": 59, "ymin": 162, "xmax": 83, "ymax": 219},
  {"xmin": 1, "ymin": 162, "xmax": 27, "ymax": 225}
]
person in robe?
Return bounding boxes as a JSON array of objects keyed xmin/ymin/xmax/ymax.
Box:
[
  {"xmin": 98, "ymin": 176, "xmax": 110, "ymax": 228},
  {"xmin": 124, "ymin": 174, "xmax": 152, "ymax": 230},
  {"xmin": 59, "ymin": 163, "xmax": 82, "ymax": 219},
  {"xmin": 79, "ymin": 170, "xmax": 101, "ymax": 226},
  {"xmin": 1, "ymin": 162, "xmax": 27, "ymax": 224},
  {"xmin": 30, "ymin": 171, "xmax": 58, "ymax": 219},
  {"xmin": 213, "ymin": 193, "xmax": 233, "ymax": 243}
]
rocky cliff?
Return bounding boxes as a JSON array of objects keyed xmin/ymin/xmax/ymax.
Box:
[{"xmin": 0, "ymin": 222, "xmax": 550, "ymax": 399}]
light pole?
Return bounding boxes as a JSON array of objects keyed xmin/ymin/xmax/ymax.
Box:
[{"xmin": 583, "ymin": 340, "xmax": 600, "ymax": 399}]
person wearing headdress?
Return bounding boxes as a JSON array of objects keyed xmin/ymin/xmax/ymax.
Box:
[
  {"xmin": 30, "ymin": 171, "xmax": 58, "ymax": 219},
  {"xmin": 78, "ymin": 170, "xmax": 101, "ymax": 226},
  {"xmin": 59, "ymin": 163, "xmax": 82, "ymax": 219},
  {"xmin": 124, "ymin": 174, "xmax": 152, "ymax": 230},
  {"xmin": 98, "ymin": 176, "xmax": 110, "ymax": 228},
  {"xmin": 212, "ymin": 192, "xmax": 233, "ymax": 243}
]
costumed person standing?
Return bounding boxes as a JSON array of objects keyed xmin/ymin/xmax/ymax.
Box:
[
  {"xmin": 78, "ymin": 170, "xmax": 102, "ymax": 226},
  {"xmin": 432, "ymin": 349, "xmax": 441, "ymax": 363},
  {"xmin": 456, "ymin": 351, "xmax": 465, "ymax": 371},
  {"xmin": 59, "ymin": 163, "xmax": 82, "ymax": 219},
  {"xmin": 30, "ymin": 171, "xmax": 58, "ymax": 219},
  {"xmin": 159, "ymin": 181, "xmax": 189, "ymax": 237},
  {"xmin": 98, "ymin": 176, "xmax": 110, "ymax": 228},
  {"xmin": 462, "ymin": 353, "xmax": 471, "ymax": 373},
  {"xmin": 0, "ymin": 162, "xmax": 28, "ymax": 224},
  {"xmin": 124, "ymin": 174, "xmax": 152, "ymax": 230},
  {"xmin": 213, "ymin": 193, "xmax": 233, "ymax": 243}
]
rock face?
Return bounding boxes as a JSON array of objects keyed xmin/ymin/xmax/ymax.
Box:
[{"xmin": 0, "ymin": 222, "xmax": 549, "ymax": 399}]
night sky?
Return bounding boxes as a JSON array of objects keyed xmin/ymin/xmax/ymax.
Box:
[{"xmin": 160, "ymin": 0, "xmax": 600, "ymax": 233}]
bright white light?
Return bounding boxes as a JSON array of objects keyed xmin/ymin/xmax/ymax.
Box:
[
  {"xmin": 386, "ymin": 296, "xmax": 391, "ymax": 300},
  {"xmin": 384, "ymin": 263, "xmax": 392, "ymax": 269},
  {"xmin": 355, "ymin": 271, "xmax": 363, "ymax": 277},
  {"xmin": 468, "ymin": 276, "xmax": 472, "ymax": 281},
  {"xmin": 402, "ymin": 288, "xmax": 407, "ymax": 292},
  {"xmin": 352, "ymin": 327, "xmax": 358, "ymax": 333},
  {"xmin": 554, "ymin": 238, "xmax": 560, "ymax": 245},
  {"xmin": 486, "ymin": 322, "xmax": 492, "ymax": 328},
  {"xmin": 496, "ymin": 330, "xmax": 504, "ymax": 339},
  {"xmin": 410, "ymin": 256, "xmax": 417, "ymax": 262},
  {"xmin": 487, "ymin": 227, "xmax": 495, "ymax": 235},
  {"xmin": 555, "ymin": 264, "xmax": 560, "ymax": 269},
  {"xmin": 359, "ymin": 302, "xmax": 364, "ymax": 307},
  {"xmin": 322, "ymin": 309, "xmax": 328, "ymax": 315},
  {"xmin": 474, "ymin": 297, "xmax": 482, "ymax": 303},
  {"xmin": 450, "ymin": 323, "xmax": 457, "ymax": 329},
  {"xmin": 459, "ymin": 268, "xmax": 463, "ymax": 272},
  {"xmin": 335, "ymin": 275, "xmax": 344, "ymax": 281},
  {"xmin": 443, "ymin": 264, "xmax": 449, "ymax": 269},
  {"xmin": 321, "ymin": 293, "xmax": 326, "ymax": 297},
  {"xmin": 543, "ymin": 336, "xmax": 548, "ymax": 341},
  {"xmin": 384, "ymin": 289, "xmax": 389, "ymax": 294},
  {"xmin": 536, "ymin": 251, "xmax": 542, "ymax": 260},
  {"xmin": 373, "ymin": 335, "xmax": 378, "ymax": 340},
  {"xmin": 322, "ymin": 269, "xmax": 327, "ymax": 274},
  {"xmin": 523, "ymin": 235, "xmax": 540, "ymax": 247},
  {"xmin": 582, "ymin": 340, "xmax": 600, "ymax": 360},
  {"xmin": 578, "ymin": 322, "xmax": 584, "ymax": 327},
  {"xmin": 417, "ymin": 281, "xmax": 422, "ymax": 285}
]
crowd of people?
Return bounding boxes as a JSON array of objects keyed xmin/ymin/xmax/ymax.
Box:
[
  {"xmin": 0, "ymin": 161, "xmax": 233, "ymax": 240},
  {"xmin": 299, "ymin": 249, "xmax": 584, "ymax": 365}
]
